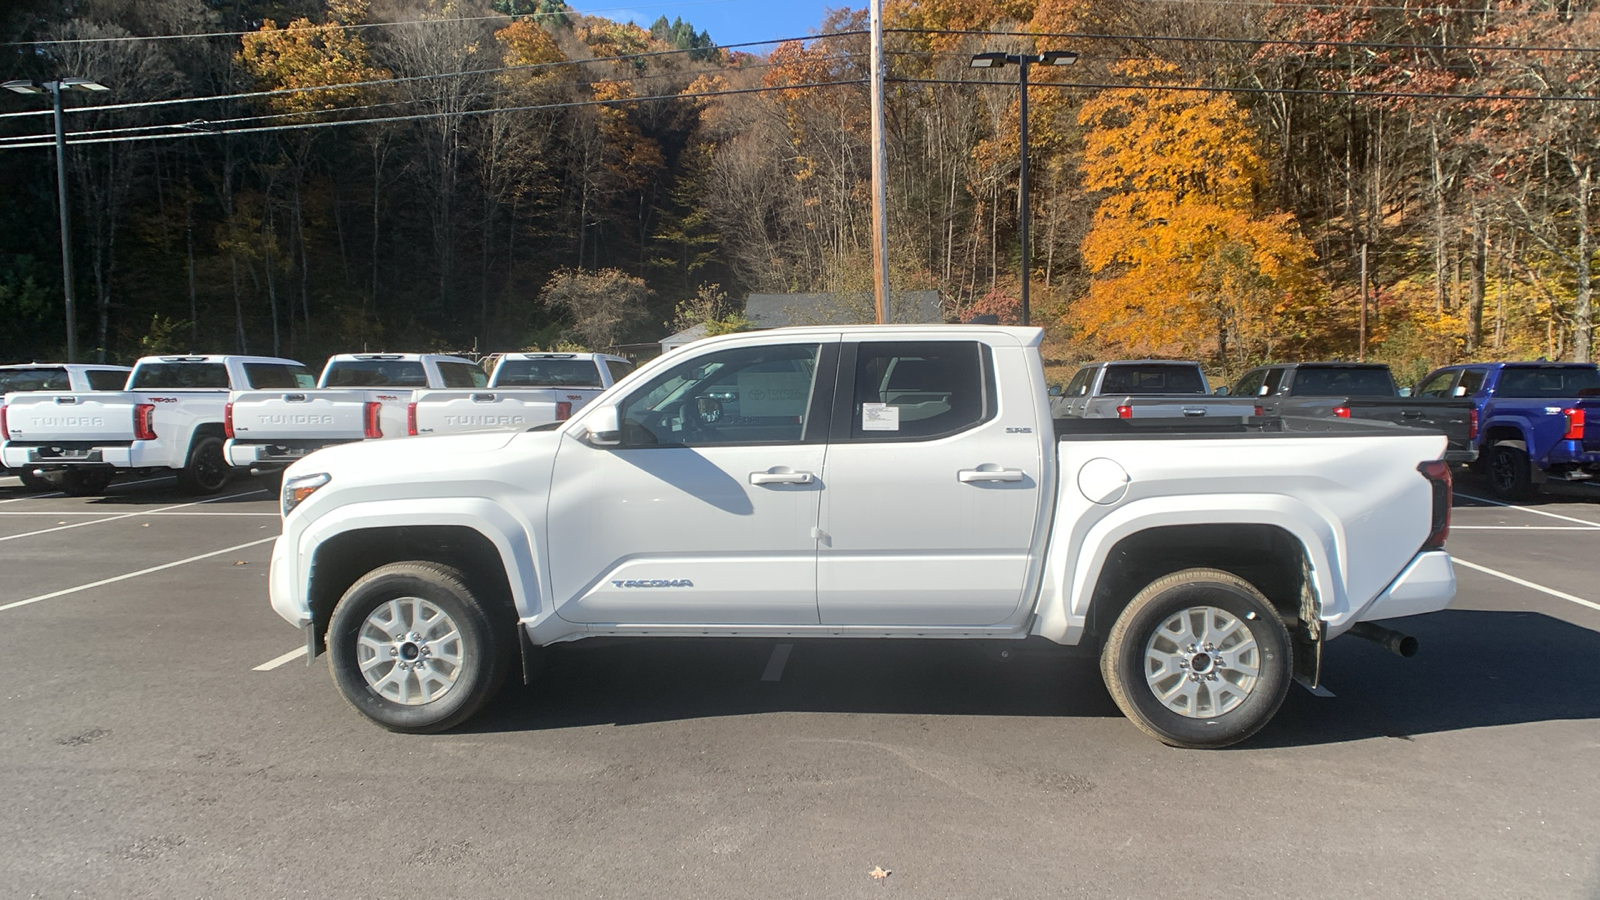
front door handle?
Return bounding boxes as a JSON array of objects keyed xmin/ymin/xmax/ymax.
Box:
[
  {"xmin": 750, "ymin": 468, "xmax": 814, "ymax": 485},
  {"xmin": 958, "ymin": 466, "xmax": 1024, "ymax": 483}
]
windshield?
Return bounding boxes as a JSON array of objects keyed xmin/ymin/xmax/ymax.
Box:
[
  {"xmin": 495, "ymin": 358, "xmax": 603, "ymax": 387},
  {"xmin": 323, "ymin": 360, "xmax": 428, "ymax": 387},
  {"xmin": 1100, "ymin": 364, "xmax": 1206, "ymax": 395},
  {"xmin": 130, "ymin": 363, "xmax": 229, "ymax": 389},
  {"xmin": 0, "ymin": 367, "xmax": 70, "ymax": 395},
  {"xmin": 1289, "ymin": 366, "xmax": 1395, "ymax": 397}
]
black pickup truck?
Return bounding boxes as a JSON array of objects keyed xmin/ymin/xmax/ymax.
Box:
[{"xmin": 1225, "ymin": 363, "xmax": 1476, "ymax": 463}]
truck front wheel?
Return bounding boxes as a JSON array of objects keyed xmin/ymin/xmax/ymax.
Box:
[
  {"xmin": 1100, "ymin": 568, "xmax": 1291, "ymax": 749},
  {"xmin": 327, "ymin": 562, "xmax": 510, "ymax": 733}
]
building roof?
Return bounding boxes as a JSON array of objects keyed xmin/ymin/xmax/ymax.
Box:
[{"xmin": 744, "ymin": 290, "xmax": 942, "ymax": 328}]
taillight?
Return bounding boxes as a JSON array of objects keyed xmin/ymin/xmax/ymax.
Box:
[
  {"xmin": 1418, "ymin": 459, "xmax": 1452, "ymax": 550},
  {"xmin": 407, "ymin": 402, "xmax": 418, "ymax": 436},
  {"xmin": 363, "ymin": 401, "xmax": 383, "ymax": 439},
  {"xmin": 0, "ymin": 404, "xmax": 8, "ymax": 438},
  {"xmin": 1254, "ymin": 405, "xmax": 1264, "ymax": 416},
  {"xmin": 1564, "ymin": 408, "xmax": 1585, "ymax": 441},
  {"xmin": 1332, "ymin": 406, "xmax": 1351, "ymax": 418},
  {"xmin": 134, "ymin": 403, "xmax": 157, "ymax": 441},
  {"xmin": 1468, "ymin": 408, "xmax": 1479, "ymax": 442},
  {"xmin": 1116, "ymin": 405, "xmax": 1132, "ymax": 419},
  {"xmin": 223, "ymin": 401, "xmax": 235, "ymax": 439},
  {"xmin": 556, "ymin": 401, "xmax": 573, "ymax": 421}
]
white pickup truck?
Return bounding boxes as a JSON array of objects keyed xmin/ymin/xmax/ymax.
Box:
[
  {"xmin": 405, "ymin": 352, "xmax": 635, "ymax": 437},
  {"xmin": 267, "ymin": 326, "xmax": 1456, "ymax": 748},
  {"xmin": 0, "ymin": 363, "xmax": 132, "ymax": 489},
  {"xmin": 2, "ymin": 355, "xmax": 310, "ymax": 495},
  {"xmin": 223, "ymin": 353, "xmax": 485, "ymax": 479}
]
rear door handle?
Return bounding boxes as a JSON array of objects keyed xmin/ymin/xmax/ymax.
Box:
[
  {"xmin": 750, "ymin": 469, "xmax": 814, "ymax": 485},
  {"xmin": 958, "ymin": 467, "xmax": 1024, "ymax": 483}
]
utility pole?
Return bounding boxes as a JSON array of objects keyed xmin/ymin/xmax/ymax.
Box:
[
  {"xmin": 1359, "ymin": 242, "xmax": 1369, "ymax": 362},
  {"xmin": 868, "ymin": 0, "xmax": 891, "ymax": 324}
]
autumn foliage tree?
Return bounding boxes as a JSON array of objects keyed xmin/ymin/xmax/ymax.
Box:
[{"xmin": 1074, "ymin": 62, "xmax": 1321, "ymax": 371}]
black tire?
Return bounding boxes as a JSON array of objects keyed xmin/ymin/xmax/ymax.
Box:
[
  {"xmin": 327, "ymin": 562, "xmax": 511, "ymax": 733},
  {"xmin": 16, "ymin": 471, "xmax": 52, "ymax": 492},
  {"xmin": 176, "ymin": 434, "xmax": 231, "ymax": 495},
  {"xmin": 1100, "ymin": 568, "xmax": 1292, "ymax": 749},
  {"xmin": 1486, "ymin": 443, "xmax": 1537, "ymax": 502},
  {"xmin": 56, "ymin": 468, "xmax": 115, "ymax": 497}
]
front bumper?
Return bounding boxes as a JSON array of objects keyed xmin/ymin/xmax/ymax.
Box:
[
  {"xmin": 1354, "ymin": 550, "xmax": 1456, "ymax": 623},
  {"xmin": 268, "ymin": 533, "xmax": 308, "ymax": 628}
]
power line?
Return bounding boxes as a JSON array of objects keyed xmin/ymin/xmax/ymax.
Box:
[
  {"xmin": 889, "ymin": 27, "xmax": 1600, "ymax": 56},
  {"xmin": 0, "ymin": 29, "xmax": 867, "ymax": 123},
  {"xmin": 894, "ymin": 76, "xmax": 1600, "ymax": 104},
  {"xmin": 0, "ymin": 0, "xmax": 743, "ymax": 47},
  {"xmin": 0, "ymin": 79, "xmax": 866, "ymax": 151}
]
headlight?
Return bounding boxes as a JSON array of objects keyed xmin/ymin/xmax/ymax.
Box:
[{"xmin": 281, "ymin": 472, "xmax": 330, "ymax": 517}]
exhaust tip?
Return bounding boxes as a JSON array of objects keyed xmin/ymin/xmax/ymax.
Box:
[{"xmin": 1348, "ymin": 621, "xmax": 1419, "ymax": 658}]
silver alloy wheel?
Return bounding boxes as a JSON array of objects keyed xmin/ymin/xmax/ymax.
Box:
[
  {"xmin": 1143, "ymin": 605, "xmax": 1261, "ymax": 718},
  {"xmin": 356, "ymin": 596, "xmax": 465, "ymax": 705}
]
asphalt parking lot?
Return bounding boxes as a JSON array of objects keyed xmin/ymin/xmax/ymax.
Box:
[{"xmin": 1, "ymin": 471, "xmax": 1598, "ymax": 899}]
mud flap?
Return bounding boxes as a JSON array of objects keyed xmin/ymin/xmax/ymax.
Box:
[
  {"xmin": 519, "ymin": 624, "xmax": 544, "ymax": 685},
  {"xmin": 1292, "ymin": 555, "xmax": 1323, "ymax": 690}
]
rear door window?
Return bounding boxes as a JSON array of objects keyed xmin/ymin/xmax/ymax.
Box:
[
  {"xmin": 437, "ymin": 361, "xmax": 489, "ymax": 388},
  {"xmin": 130, "ymin": 363, "xmax": 229, "ymax": 389},
  {"xmin": 847, "ymin": 341, "xmax": 993, "ymax": 440},
  {"xmin": 244, "ymin": 363, "xmax": 316, "ymax": 389}
]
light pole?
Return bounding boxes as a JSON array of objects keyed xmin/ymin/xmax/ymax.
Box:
[
  {"xmin": 970, "ymin": 50, "xmax": 1077, "ymax": 327},
  {"xmin": 4, "ymin": 77, "xmax": 110, "ymax": 363}
]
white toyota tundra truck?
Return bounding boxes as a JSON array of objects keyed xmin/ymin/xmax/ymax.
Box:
[
  {"xmin": 224, "ymin": 353, "xmax": 485, "ymax": 480},
  {"xmin": 405, "ymin": 351, "xmax": 635, "ymax": 437},
  {"xmin": 267, "ymin": 326, "xmax": 1456, "ymax": 748},
  {"xmin": 2, "ymin": 355, "xmax": 310, "ymax": 495},
  {"xmin": 0, "ymin": 362, "xmax": 131, "ymax": 490}
]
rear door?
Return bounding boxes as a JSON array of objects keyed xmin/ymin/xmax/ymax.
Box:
[{"xmin": 816, "ymin": 336, "xmax": 1045, "ymax": 627}]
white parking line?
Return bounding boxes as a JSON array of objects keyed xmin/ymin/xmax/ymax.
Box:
[
  {"xmin": 1456, "ymin": 492, "xmax": 1600, "ymax": 528},
  {"xmin": 253, "ymin": 646, "xmax": 308, "ymax": 671},
  {"xmin": 0, "ymin": 491, "xmax": 65, "ymax": 503},
  {"xmin": 0, "ymin": 510, "xmax": 279, "ymax": 518},
  {"xmin": 762, "ymin": 643, "xmax": 793, "ymax": 681},
  {"xmin": 0, "ymin": 489, "xmax": 269, "ymax": 543},
  {"xmin": 1453, "ymin": 557, "xmax": 1600, "ymax": 613},
  {"xmin": 0, "ymin": 536, "xmax": 276, "ymax": 613},
  {"xmin": 1452, "ymin": 525, "xmax": 1600, "ymax": 531}
]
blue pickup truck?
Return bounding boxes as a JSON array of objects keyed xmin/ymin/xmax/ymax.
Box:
[{"xmin": 1414, "ymin": 362, "xmax": 1600, "ymax": 500}]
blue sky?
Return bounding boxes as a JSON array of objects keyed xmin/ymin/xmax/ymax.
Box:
[{"xmin": 567, "ymin": 0, "xmax": 844, "ymax": 48}]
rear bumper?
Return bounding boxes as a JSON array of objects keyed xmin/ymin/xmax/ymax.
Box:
[
  {"xmin": 1, "ymin": 440, "xmax": 168, "ymax": 470},
  {"xmin": 1353, "ymin": 550, "xmax": 1456, "ymax": 623},
  {"xmin": 1543, "ymin": 440, "xmax": 1600, "ymax": 469},
  {"xmin": 225, "ymin": 439, "xmax": 347, "ymax": 470}
]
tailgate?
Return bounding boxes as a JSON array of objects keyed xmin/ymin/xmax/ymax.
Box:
[
  {"xmin": 1114, "ymin": 397, "xmax": 1258, "ymax": 418},
  {"xmin": 410, "ymin": 389, "xmax": 563, "ymax": 435},
  {"xmin": 1, "ymin": 391, "xmax": 140, "ymax": 441},
  {"xmin": 1346, "ymin": 398, "xmax": 1475, "ymax": 460},
  {"xmin": 227, "ymin": 390, "xmax": 378, "ymax": 441}
]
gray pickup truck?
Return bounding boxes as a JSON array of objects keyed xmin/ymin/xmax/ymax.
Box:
[
  {"xmin": 1053, "ymin": 360, "xmax": 1260, "ymax": 420},
  {"xmin": 1230, "ymin": 363, "xmax": 1476, "ymax": 463}
]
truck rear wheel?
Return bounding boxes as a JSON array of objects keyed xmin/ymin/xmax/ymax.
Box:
[
  {"xmin": 16, "ymin": 471, "xmax": 51, "ymax": 491},
  {"xmin": 327, "ymin": 562, "xmax": 510, "ymax": 733},
  {"xmin": 177, "ymin": 435, "xmax": 230, "ymax": 494},
  {"xmin": 1486, "ymin": 443, "xmax": 1537, "ymax": 502},
  {"xmin": 1100, "ymin": 568, "xmax": 1291, "ymax": 749}
]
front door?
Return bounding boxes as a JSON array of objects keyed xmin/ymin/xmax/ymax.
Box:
[
  {"xmin": 547, "ymin": 338, "xmax": 836, "ymax": 625},
  {"xmin": 817, "ymin": 337, "xmax": 1046, "ymax": 627}
]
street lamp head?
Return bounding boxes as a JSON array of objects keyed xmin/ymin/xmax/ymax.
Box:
[
  {"xmin": 61, "ymin": 78, "xmax": 110, "ymax": 92},
  {"xmin": 969, "ymin": 52, "xmax": 1008, "ymax": 69},
  {"xmin": 3, "ymin": 79, "xmax": 46, "ymax": 95},
  {"xmin": 1043, "ymin": 50, "xmax": 1080, "ymax": 66}
]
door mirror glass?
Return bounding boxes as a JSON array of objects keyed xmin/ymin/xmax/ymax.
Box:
[
  {"xmin": 1213, "ymin": 386, "xmax": 1230, "ymax": 396},
  {"xmin": 585, "ymin": 404, "xmax": 621, "ymax": 446},
  {"xmin": 1047, "ymin": 383, "xmax": 1063, "ymax": 397}
]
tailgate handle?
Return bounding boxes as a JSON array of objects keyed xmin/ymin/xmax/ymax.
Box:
[
  {"xmin": 1182, "ymin": 407, "xmax": 1206, "ymax": 417},
  {"xmin": 54, "ymin": 396, "xmax": 79, "ymax": 405},
  {"xmin": 284, "ymin": 393, "xmax": 307, "ymax": 402},
  {"xmin": 471, "ymin": 393, "xmax": 497, "ymax": 403},
  {"xmin": 1400, "ymin": 410, "xmax": 1423, "ymax": 418}
]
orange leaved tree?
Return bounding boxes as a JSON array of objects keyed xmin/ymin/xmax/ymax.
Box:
[{"xmin": 1075, "ymin": 62, "xmax": 1322, "ymax": 372}]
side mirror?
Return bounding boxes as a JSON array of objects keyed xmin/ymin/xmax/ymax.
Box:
[
  {"xmin": 1048, "ymin": 384, "xmax": 1063, "ymax": 398},
  {"xmin": 1398, "ymin": 387, "xmax": 1413, "ymax": 398},
  {"xmin": 584, "ymin": 404, "xmax": 622, "ymax": 447},
  {"xmin": 1213, "ymin": 386, "xmax": 1231, "ymax": 396}
]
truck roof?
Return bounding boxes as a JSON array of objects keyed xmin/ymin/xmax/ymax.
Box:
[
  {"xmin": 134, "ymin": 355, "xmax": 304, "ymax": 366},
  {"xmin": 326, "ymin": 353, "xmax": 477, "ymax": 364},
  {"xmin": 498, "ymin": 352, "xmax": 628, "ymax": 362},
  {"xmin": 0, "ymin": 362, "xmax": 130, "ymax": 371},
  {"xmin": 676, "ymin": 324, "xmax": 1044, "ymax": 348}
]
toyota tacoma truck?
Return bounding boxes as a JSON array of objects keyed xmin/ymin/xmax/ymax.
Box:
[
  {"xmin": 1414, "ymin": 361, "xmax": 1600, "ymax": 499},
  {"xmin": 0, "ymin": 362, "xmax": 131, "ymax": 490},
  {"xmin": 224, "ymin": 352, "xmax": 485, "ymax": 480},
  {"xmin": 267, "ymin": 326, "xmax": 1455, "ymax": 749},
  {"xmin": 1232, "ymin": 362, "xmax": 1476, "ymax": 463},
  {"xmin": 1053, "ymin": 360, "xmax": 1261, "ymax": 420},
  {"xmin": 1, "ymin": 355, "xmax": 310, "ymax": 495},
  {"xmin": 404, "ymin": 351, "xmax": 635, "ymax": 437}
]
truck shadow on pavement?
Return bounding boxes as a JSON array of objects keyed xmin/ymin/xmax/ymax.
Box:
[{"xmin": 467, "ymin": 609, "xmax": 1600, "ymax": 747}]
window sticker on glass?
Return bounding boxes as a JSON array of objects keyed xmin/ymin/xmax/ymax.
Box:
[
  {"xmin": 738, "ymin": 371, "xmax": 810, "ymax": 417},
  {"xmin": 862, "ymin": 402, "xmax": 900, "ymax": 431}
]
